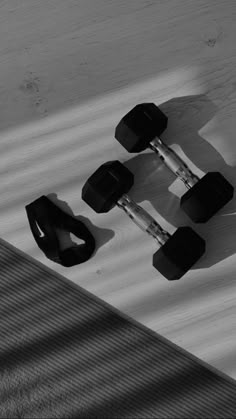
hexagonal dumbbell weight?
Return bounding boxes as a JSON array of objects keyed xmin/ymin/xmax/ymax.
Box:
[
  {"xmin": 115, "ymin": 103, "xmax": 234, "ymax": 223},
  {"xmin": 82, "ymin": 160, "xmax": 205, "ymax": 280}
]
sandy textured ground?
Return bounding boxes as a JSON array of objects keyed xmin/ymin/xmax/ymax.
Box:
[{"xmin": 0, "ymin": 0, "xmax": 236, "ymax": 379}]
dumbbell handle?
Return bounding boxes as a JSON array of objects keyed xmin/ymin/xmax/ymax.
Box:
[
  {"xmin": 149, "ymin": 137, "xmax": 199, "ymax": 189},
  {"xmin": 117, "ymin": 194, "xmax": 170, "ymax": 246}
]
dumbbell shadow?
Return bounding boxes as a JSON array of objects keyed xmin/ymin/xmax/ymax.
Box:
[
  {"xmin": 46, "ymin": 193, "xmax": 114, "ymax": 257},
  {"xmin": 123, "ymin": 94, "xmax": 236, "ymax": 269}
]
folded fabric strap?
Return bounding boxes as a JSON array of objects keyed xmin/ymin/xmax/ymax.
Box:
[{"xmin": 25, "ymin": 195, "xmax": 96, "ymax": 266}]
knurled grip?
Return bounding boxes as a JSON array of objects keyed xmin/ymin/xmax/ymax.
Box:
[
  {"xmin": 149, "ymin": 137, "xmax": 199, "ymax": 189},
  {"xmin": 117, "ymin": 194, "xmax": 170, "ymax": 246}
]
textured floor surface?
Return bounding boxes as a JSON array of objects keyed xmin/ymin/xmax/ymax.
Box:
[
  {"xmin": 0, "ymin": 0, "xmax": 236, "ymax": 386},
  {"xmin": 0, "ymin": 238, "xmax": 236, "ymax": 419}
]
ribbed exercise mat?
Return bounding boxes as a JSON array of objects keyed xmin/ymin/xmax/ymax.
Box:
[{"xmin": 0, "ymin": 238, "xmax": 236, "ymax": 419}]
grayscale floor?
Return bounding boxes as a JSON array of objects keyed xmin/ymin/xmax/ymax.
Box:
[{"xmin": 0, "ymin": 0, "xmax": 235, "ymax": 383}]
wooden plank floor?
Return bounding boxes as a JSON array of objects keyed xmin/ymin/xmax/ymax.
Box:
[{"xmin": 0, "ymin": 0, "xmax": 236, "ymax": 380}]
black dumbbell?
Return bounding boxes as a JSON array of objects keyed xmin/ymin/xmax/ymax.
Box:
[
  {"xmin": 115, "ymin": 103, "xmax": 234, "ymax": 223},
  {"xmin": 82, "ymin": 160, "xmax": 205, "ymax": 280}
]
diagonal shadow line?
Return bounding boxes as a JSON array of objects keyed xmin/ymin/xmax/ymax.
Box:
[
  {"xmin": 120, "ymin": 93, "xmax": 236, "ymax": 271},
  {"xmin": 209, "ymin": 348, "xmax": 236, "ymax": 376},
  {"xmin": 0, "ymin": 87, "xmax": 235, "ymax": 416},
  {"xmin": 1, "ymin": 324, "xmax": 196, "ymax": 409},
  {"xmin": 1, "ymin": 209, "xmax": 234, "ymax": 322},
  {"xmin": 0, "ymin": 242, "xmax": 119, "ymax": 320},
  {"xmin": 0, "ymin": 260, "xmax": 236, "ymax": 416},
  {"xmin": 0, "ymin": 94, "xmax": 219, "ymax": 217},
  {"xmin": 4, "ymin": 329, "xmax": 234, "ymax": 419},
  {"xmin": 0, "ymin": 279, "xmax": 110, "ymax": 337},
  {"xmin": 0, "ymin": 167, "xmax": 95, "ymax": 213},
  {"xmin": 0, "ymin": 115, "xmax": 113, "ymax": 159},
  {"xmin": 0, "ymin": 132, "xmax": 114, "ymax": 183},
  {"xmin": 1, "ymin": 284, "xmax": 236, "ymax": 416},
  {"xmin": 60, "ymin": 360, "xmax": 236, "ymax": 419},
  {"xmin": 81, "ymin": 378, "xmax": 235, "ymax": 419},
  {"xmin": 0, "ymin": 221, "xmax": 232, "ymax": 330},
  {"xmin": 122, "ymin": 266, "xmax": 235, "ymax": 321},
  {"xmin": 29, "ymin": 242, "xmax": 149, "ymax": 279},
  {"xmin": 1, "ymin": 270, "xmax": 234, "ymax": 394},
  {"xmin": 158, "ymin": 95, "xmax": 235, "ymax": 175},
  {"xmin": 0, "ymin": 302, "xmax": 146, "ymax": 371}
]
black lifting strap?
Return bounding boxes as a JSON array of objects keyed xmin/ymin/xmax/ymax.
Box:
[{"xmin": 25, "ymin": 195, "xmax": 96, "ymax": 267}]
